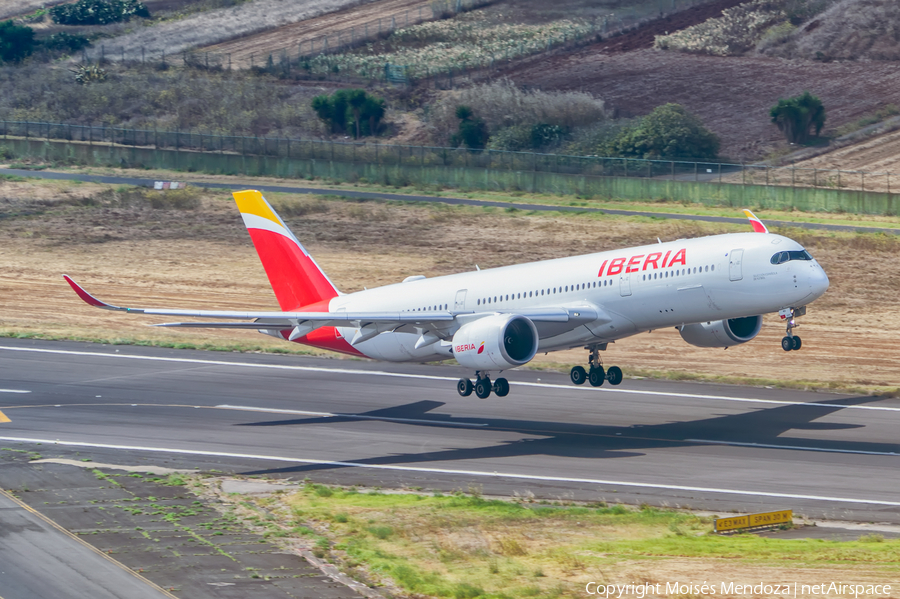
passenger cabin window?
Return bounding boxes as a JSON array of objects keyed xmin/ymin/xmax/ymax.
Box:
[{"xmin": 771, "ymin": 250, "xmax": 813, "ymax": 265}]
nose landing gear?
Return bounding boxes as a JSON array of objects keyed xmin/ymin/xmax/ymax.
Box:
[
  {"xmin": 780, "ymin": 306, "xmax": 806, "ymax": 352},
  {"xmin": 457, "ymin": 371, "xmax": 509, "ymax": 398},
  {"xmin": 570, "ymin": 345, "xmax": 623, "ymax": 387}
]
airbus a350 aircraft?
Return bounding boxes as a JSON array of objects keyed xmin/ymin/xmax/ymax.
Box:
[{"xmin": 65, "ymin": 190, "xmax": 829, "ymax": 399}]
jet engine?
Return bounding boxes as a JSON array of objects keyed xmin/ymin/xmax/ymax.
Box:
[
  {"xmin": 679, "ymin": 315, "xmax": 762, "ymax": 348},
  {"xmin": 452, "ymin": 314, "xmax": 539, "ymax": 370}
]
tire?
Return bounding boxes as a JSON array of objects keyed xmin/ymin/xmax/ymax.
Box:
[
  {"xmin": 607, "ymin": 366, "xmax": 623, "ymax": 386},
  {"xmin": 570, "ymin": 366, "xmax": 587, "ymax": 385},
  {"xmin": 474, "ymin": 378, "xmax": 492, "ymax": 399},
  {"xmin": 588, "ymin": 366, "xmax": 605, "ymax": 387},
  {"xmin": 792, "ymin": 336, "xmax": 802, "ymax": 351},
  {"xmin": 781, "ymin": 336, "xmax": 793, "ymax": 352},
  {"xmin": 493, "ymin": 377, "xmax": 509, "ymax": 397},
  {"xmin": 457, "ymin": 378, "xmax": 473, "ymax": 397}
]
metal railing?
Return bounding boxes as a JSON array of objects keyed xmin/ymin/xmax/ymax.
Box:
[{"xmin": 2, "ymin": 120, "xmax": 896, "ymax": 193}]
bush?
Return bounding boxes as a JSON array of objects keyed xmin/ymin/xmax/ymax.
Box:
[
  {"xmin": 486, "ymin": 125, "xmax": 531, "ymax": 151},
  {"xmin": 0, "ymin": 21, "xmax": 35, "ymax": 63},
  {"xmin": 42, "ymin": 32, "xmax": 91, "ymax": 54},
  {"xmin": 312, "ymin": 89, "xmax": 385, "ymax": 138},
  {"xmin": 49, "ymin": 0, "xmax": 150, "ymax": 26},
  {"xmin": 607, "ymin": 104, "xmax": 720, "ymax": 160},
  {"xmin": 770, "ymin": 91, "xmax": 825, "ymax": 143},
  {"xmin": 450, "ymin": 105, "xmax": 488, "ymax": 150},
  {"xmin": 654, "ymin": 0, "xmax": 786, "ymax": 56}
]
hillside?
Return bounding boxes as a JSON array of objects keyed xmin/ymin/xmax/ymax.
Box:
[{"xmin": 765, "ymin": 0, "xmax": 900, "ymax": 61}]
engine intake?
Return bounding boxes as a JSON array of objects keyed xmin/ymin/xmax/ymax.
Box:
[
  {"xmin": 679, "ymin": 315, "xmax": 762, "ymax": 348},
  {"xmin": 452, "ymin": 314, "xmax": 538, "ymax": 370}
]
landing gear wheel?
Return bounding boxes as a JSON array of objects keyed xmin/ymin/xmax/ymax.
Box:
[
  {"xmin": 493, "ymin": 377, "xmax": 509, "ymax": 397},
  {"xmin": 781, "ymin": 336, "xmax": 793, "ymax": 352},
  {"xmin": 607, "ymin": 366, "xmax": 623, "ymax": 386},
  {"xmin": 570, "ymin": 366, "xmax": 587, "ymax": 385},
  {"xmin": 792, "ymin": 336, "xmax": 802, "ymax": 351},
  {"xmin": 474, "ymin": 377, "xmax": 492, "ymax": 399},
  {"xmin": 457, "ymin": 378, "xmax": 473, "ymax": 397},
  {"xmin": 588, "ymin": 366, "xmax": 605, "ymax": 387}
]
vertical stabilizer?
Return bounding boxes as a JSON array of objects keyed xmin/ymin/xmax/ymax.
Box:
[{"xmin": 233, "ymin": 190, "xmax": 339, "ymax": 311}]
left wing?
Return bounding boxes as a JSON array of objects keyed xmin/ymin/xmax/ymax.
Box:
[{"xmin": 63, "ymin": 275, "xmax": 600, "ymax": 343}]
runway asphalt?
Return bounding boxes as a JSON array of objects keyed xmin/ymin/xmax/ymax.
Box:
[
  {"xmin": 1, "ymin": 337, "xmax": 899, "ymax": 525},
  {"xmin": 2, "ymin": 167, "xmax": 898, "ymax": 235}
]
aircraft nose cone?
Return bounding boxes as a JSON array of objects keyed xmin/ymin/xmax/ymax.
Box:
[{"xmin": 810, "ymin": 263, "xmax": 829, "ymax": 298}]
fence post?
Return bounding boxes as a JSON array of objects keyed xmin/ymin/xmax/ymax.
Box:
[
  {"xmin": 813, "ymin": 168, "xmax": 817, "ymax": 187},
  {"xmin": 694, "ymin": 161, "xmax": 698, "ymax": 182},
  {"xmin": 791, "ymin": 165, "xmax": 795, "ymax": 187},
  {"xmin": 765, "ymin": 165, "xmax": 768, "ymax": 186},
  {"xmin": 142, "ymin": 47, "xmax": 145, "ymax": 64}
]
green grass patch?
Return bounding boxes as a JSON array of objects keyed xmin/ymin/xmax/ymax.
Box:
[{"xmin": 230, "ymin": 484, "xmax": 900, "ymax": 599}]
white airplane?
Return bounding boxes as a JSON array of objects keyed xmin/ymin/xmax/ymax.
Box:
[{"xmin": 65, "ymin": 190, "xmax": 829, "ymax": 398}]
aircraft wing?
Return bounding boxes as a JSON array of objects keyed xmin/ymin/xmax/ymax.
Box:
[{"xmin": 64, "ymin": 276, "xmax": 600, "ymax": 341}]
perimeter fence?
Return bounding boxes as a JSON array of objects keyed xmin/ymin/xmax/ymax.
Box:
[{"xmin": 4, "ymin": 120, "xmax": 896, "ymax": 193}]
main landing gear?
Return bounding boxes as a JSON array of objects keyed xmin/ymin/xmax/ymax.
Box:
[
  {"xmin": 780, "ymin": 306, "xmax": 806, "ymax": 352},
  {"xmin": 457, "ymin": 371, "xmax": 509, "ymax": 398},
  {"xmin": 570, "ymin": 345, "xmax": 622, "ymax": 387}
]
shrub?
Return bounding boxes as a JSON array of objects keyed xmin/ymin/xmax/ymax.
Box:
[
  {"xmin": 654, "ymin": 0, "xmax": 786, "ymax": 56},
  {"xmin": 312, "ymin": 89, "xmax": 385, "ymax": 138},
  {"xmin": 0, "ymin": 21, "xmax": 35, "ymax": 63},
  {"xmin": 49, "ymin": 0, "xmax": 150, "ymax": 26},
  {"xmin": 74, "ymin": 65, "xmax": 107, "ymax": 85},
  {"xmin": 450, "ymin": 105, "xmax": 488, "ymax": 150},
  {"xmin": 486, "ymin": 125, "xmax": 531, "ymax": 151},
  {"xmin": 770, "ymin": 91, "xmax": 826, "ymax": 143},
  {"xmin": 42, "ymin": 32, "xmax": 91, "ymax": 54},
  {"xmin": 607, "ymin": 104, "xmax": 719, "ymax": 160}
]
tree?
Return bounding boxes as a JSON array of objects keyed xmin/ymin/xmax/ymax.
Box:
[
  {"xmin": 608, "ymin": 103, "xmax": 719, "ymax": 160},
  {"xmin": 311, "ymin": 89, "xmax": 384, "ymax": 138},
  {"xmin": 451, "ymin": 105, "xmax": 489, "ymax": 150},
  {"xmin": 770, "ymin": 92, "xmax": 825, "ymax": 144},
  {"xmin": 0, "ymin": 20, "xmax": 35, "ymax": 63}
]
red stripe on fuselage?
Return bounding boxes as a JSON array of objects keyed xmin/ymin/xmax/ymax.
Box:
[
  {"xmin": 280, "ymin": 326, "xmax": 366, "ymax": 357},
  {"xmin": 247, "ymin": 228, "xmax": 337, "ymax": 311}
]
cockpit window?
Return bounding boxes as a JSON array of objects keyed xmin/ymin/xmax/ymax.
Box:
[{"xmin": 770, "ymin": 250, "xmax": 813, "ymax": 265}]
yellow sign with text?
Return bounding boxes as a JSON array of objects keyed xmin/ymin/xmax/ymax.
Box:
[{"xmin": 715, "ymin": 510, "xmax": 792, "ymax": 533}]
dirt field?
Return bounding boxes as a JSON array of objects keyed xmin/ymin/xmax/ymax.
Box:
[
  {"xmin": 789, "ymin": 128, "xmax": 900, "ymax": 191},
  {"xmin": 203, "ymin": 0, "xmax": 431, "ymax": 68},
  {"xmin": 1, "ymin": 176, "xmax": 898, "ymax": 392},
  {"xmin": 502, "ymin": 44, "xmax": 900, "ymax": 161}
]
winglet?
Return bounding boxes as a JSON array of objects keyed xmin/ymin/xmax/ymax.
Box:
[
  {"xmin": 62, "ymin": 275, "xmax": 127, "ymax": 311},
  {"xmin": 743, "ymin": 209, "xmax": 769, "ymax": 234}
]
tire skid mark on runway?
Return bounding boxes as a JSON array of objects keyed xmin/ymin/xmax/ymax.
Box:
[
  {"xmin": 0, "ymin": 434, "xmax": 898, "ymax": 507},
  {"xmin": 688, "ymin": 438, "xmax": 900, "ymax": 456},
  {"xmin": 3, "ymin": 345, "xmax": 899, "ymax": 414}
]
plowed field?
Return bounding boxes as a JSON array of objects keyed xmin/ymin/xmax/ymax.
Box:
[
  {"xmin": 790, "ymin": 128, "xmax": 900, "ymax": 192},
  {"xmin": 203, "ymin": 0, "xmax": 431, "ymax": 68},
  {"xmin": 502, "ymin": 46, "xmax": 900, "ymax": 161}
]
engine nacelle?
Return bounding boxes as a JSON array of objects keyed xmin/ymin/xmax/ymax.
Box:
[
  {"xmin": 679, "ymin": 315, "xmax": 762, "ymax": 348},
  {"xmin": 452, "ymin": 314, "xmax": 538, "ymax": 370}
]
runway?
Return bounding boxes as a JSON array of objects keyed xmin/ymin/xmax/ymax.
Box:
[{"xmin": 1, "ymin": 338, "xmax": 899, "ymax": 523}]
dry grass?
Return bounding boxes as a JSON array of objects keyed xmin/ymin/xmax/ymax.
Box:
[
  {"xmin": 425, "ymin": 79, "xmax": 608, "ymax": 144},
  {"xmin": 2, "ymin": 175, "xmax": 900, "ymax": 390},
  {"xmin": 655, "ymin": 0, "xmax": 787, "ymax": 56},
  {"xmin": 765, "ymin": 0, "xmax": 900, "ymax": 61},
  {"xmin": 90, "ymin": 0, "xmax": 376, "ymax": 61}
]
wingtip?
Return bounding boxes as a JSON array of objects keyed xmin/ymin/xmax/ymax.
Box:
[
  {"xmin": 742, "ymin": 209, "xmax": 769, "ymax": 234},
  {"xmin": 62, "ymin": 275, "xmax": 119, "ymax": 309}
]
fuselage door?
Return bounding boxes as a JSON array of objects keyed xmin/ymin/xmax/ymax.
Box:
[
  {"xmin": 619, "ymin": 273, "xmax": 632, "ymax": 297},
  {"xmin": 454, "ymin": 289, "xmax": 467, "ymax": 311},
  {"xmin": 729, "ymin": 249, "xmax": 744, "ymax": 281}
]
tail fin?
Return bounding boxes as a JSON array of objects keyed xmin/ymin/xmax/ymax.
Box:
[
  {"xmin": 233, "ymin": 190, "xmax": 339, "ymax": 311},
  {"xmin": 743, "ymin": 209, "xmax": 769, "ymax": 234}
]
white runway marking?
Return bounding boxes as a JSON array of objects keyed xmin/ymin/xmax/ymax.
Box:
[
  {"xmin": 0, "ymin": 434, "xmax": 898, "ymax": 507},
  {"xmin": 2, "ymin": 345, "xmax": 898, "ymax": 413},
  {"xmin": 0, "ymin": 389, "xmax": 31, "ymax": 394},
  {"xmin": 688, "ymin": 438, "xmax": 899, "ymax": 457},
  {"xmin": 217, "ymin": 404, "xmax": 488, "ymax": 428}
]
